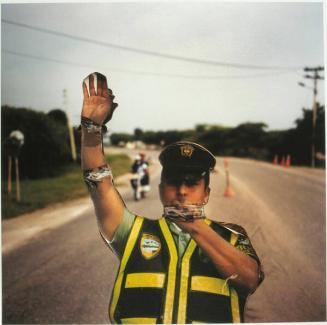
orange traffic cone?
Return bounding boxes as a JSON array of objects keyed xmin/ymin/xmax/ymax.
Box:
[
  {"xmin": 273, "ymin": 155, "xmax": 278, "ymax": 165},
  {"xmin": 223, "ymin": 160, "xmax": 235, "ymax": 198},
  {"xmin": 280, "ymin": 156, "xmax": 285, "ymax": 167},
  {"xmin": 224, "ymin": 183, "xmax": 235, "ymax": 197},
  {"xmin": 285, "ymin": 155, "xmax": 291, "ymax": 167}
]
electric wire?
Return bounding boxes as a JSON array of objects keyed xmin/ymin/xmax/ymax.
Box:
[
  {"xmin": 2, "ymin": 49, "xmax": 300, "ymax": 80},
  {"xmin": 2, "ymin": 19, "xmax": 302, "ymax": 71}
]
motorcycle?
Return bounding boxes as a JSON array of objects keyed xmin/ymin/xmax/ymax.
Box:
[
  {"xmin": 130, "ymin": 154, "xmax": 151, "ymax": 201},
  {"xmin": 130, "ymin": 172, "xmax": 150, "ymax": 201}
]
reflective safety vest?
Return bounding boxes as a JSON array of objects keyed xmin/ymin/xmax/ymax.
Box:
[{"xmin": 109, "ymin": 216, "xmax": 251, "ymax": 324}]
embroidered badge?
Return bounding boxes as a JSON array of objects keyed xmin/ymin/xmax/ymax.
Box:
[
  {"xmin": 180, "ymin": 144, "xmax": 194, "ymax": 158},
  {"xmin": 140, "ymin": 233, "xmax": 161, "ymax": 259}
]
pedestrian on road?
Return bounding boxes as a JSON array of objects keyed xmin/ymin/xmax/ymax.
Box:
[
  {"xmin": 80, "ymin": 72, "xmax": 264, "ymax": 324},
  {"xmin": 130, "ymin": 153, "xmax": 150, "ymax": 200}
]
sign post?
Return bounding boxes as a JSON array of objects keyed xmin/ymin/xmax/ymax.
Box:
[{"xmin": 5, "ymin": 130, "xmax": 25, "ymax": 202}]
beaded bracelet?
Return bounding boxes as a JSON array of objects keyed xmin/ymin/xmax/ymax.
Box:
[
  {"xmin": 163, "ymin": 205, "xmax": 206, "ymax": 222},
  {"xmin": 80, "ymin": 116, "xmax": 107, "ymax": 134},
  {"xmin": 83, "ymin": 164, "xmax": 113, "ymax": 189}
]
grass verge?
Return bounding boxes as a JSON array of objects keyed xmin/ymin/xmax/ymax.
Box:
[{"xmin": 2, "ymin": 153, "xmax": 131, "ymax": 219}]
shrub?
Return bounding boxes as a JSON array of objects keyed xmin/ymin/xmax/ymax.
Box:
[{"xmin": 2, "ymin": 106, "xmax": 72, "ymax": 179}]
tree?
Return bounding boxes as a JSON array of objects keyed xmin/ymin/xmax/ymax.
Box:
[
  {"xmin": 2, "ymin": 106, "xmax": 71, "ymax": 179},
  {"xmin": 266, "ymin": 104, "xmax": 325, "ymax": 166},
  {"xmin": 134, "ymin": 128, "xmax": 144, "ymax": 141},
  {"xmin": 110, "ymin": 133, "xmax": 133, "ymax": 145},
  {"xmin": 47, "ymin": 109, "xmax": 68, "ymax": 125},
  {"xmin": 225, "ymin": 122, "xmax": 269, "ymax": 159},
  {"xmin": 291, "ymin": 104, "xmax": 325, "ymax": 166}
]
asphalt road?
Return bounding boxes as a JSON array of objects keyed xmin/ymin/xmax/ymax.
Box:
[{"xmin": 2, "ymin": 151, "xmax": 326, "ymax": 323}]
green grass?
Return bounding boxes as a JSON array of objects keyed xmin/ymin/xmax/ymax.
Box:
[{"xmin": 2, "ymin": 153, "xmax": 131, "ymax": 219}]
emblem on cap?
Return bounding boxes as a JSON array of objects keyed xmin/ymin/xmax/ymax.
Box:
[
  {"xmin": 180, "ymin": 144, "xmax": 194, "ymax": 158},
  {"xmin": 140, "ymin": 233, "xmax": 161, "ymax": 259}
]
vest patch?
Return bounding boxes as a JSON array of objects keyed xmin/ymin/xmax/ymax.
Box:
[{"xmin": 140, "ymin": 233, "xmax": 161, "ymax": 259}]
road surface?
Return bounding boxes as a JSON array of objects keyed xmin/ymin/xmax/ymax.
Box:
[{"xmin": 2, "ymin": 149, "xmax": 326, "ymax": 323}]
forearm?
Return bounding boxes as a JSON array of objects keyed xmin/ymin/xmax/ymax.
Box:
[
  {"xmin": 81, "ymin": 130, "xmax": 125, "ymax": 240},
  {"xmin": 187, "ymin": 221, "xmax": 260, "ymax": 292},
  {"xmin": 81, "ymin": 130, "xmax": 106, "ymax": 169}
]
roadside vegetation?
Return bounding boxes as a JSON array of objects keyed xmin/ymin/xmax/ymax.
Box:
[
  {"xmin": 2, "ymin": 154, "xmax": 131, "ymax": 219},
  {"xmin": 2, "ymin": 102, "xmax": 325, "ymax": 218},
  {"xmin": 111, "ymin": 104, "xmax": 325, "ymax": 167}
]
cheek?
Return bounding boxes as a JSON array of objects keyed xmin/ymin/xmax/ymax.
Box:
[
  {"xmin": 193, "ymin": 184, "xmax": 209, "ymax": 202},
  {"xmin": 159, "ymin": 185, "xmax": 176, "ymax": 202},
  {"xmin": 192, "ymin": 189, "xmax": 206, "ymax": 201}
]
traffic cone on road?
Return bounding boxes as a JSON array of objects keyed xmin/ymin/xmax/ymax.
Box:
[
  {"xmin": 224, "ymin": 182, "xmax": 235, "ymax": 197},
  {"xmin": 280, "ymin": 156, "xmax": 285, "ymax": 167},
  {"xmin": 285, "ymin": 155, "xmax": 291, "ymax": 167},
  {"xmin": 223, "ymin": 159, "xmax": 235, "ymax": 198},
  {"xmin": 273, "ymin": 155, "xmax": 278, "ymax": 165}
]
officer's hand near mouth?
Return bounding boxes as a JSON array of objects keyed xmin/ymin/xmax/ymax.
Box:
[{"xmin": 80, "ymin": 72, "xmax": 264, "ymax": 324}]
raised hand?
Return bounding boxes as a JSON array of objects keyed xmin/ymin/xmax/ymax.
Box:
[{"xmin": 82, "ymin": 72, "xmax": 118, "ymax": 125}]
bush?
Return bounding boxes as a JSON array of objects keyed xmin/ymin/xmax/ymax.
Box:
[
  {"xmin": 110, "ymin": 132, "xmax": 133, "ymax": 145},
  {"xmin": 2, "ymin": 106, "xmax": 72, "ymax": 179}
]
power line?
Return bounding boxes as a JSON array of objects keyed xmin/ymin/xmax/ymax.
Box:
[
  {"xmin": 2, "ymin": 18, "xmax": 302, "ymax": 71},
  {"xmin": 2, "ymin": 49, "xmax": 299, "ymax": 80}
]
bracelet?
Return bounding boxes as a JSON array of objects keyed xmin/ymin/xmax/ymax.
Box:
[
  {"xmin": 165, "ymin": 215, "xmax": 206, "ymax": 222},
  {"xmin": 163, "ymin": 205, "xmax": 206, "ymax": 222},
  {"xmin": 83, "ymin": 164, "xmax": 113, "ymax": 188},
  {"xmin": 80, "ymin": 116, "xmax": 107, "ymax": 134}
]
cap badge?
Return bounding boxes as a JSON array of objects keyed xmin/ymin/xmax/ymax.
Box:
[
  {"xmin": 140, "ymin": 233, "xmax": 161, "ymax": 259},
  {"xmin": 180, "ymin": 144, "xmax": 194, "ymax": 158}
]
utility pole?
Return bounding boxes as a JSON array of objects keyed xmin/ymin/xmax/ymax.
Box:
[
  {"xmin": 63, "ymin": 89, "xmax": 77, "ymax": 162},
  {"xmin": 301, "ymin": 66, "xmax": 324, "ymax": 168}
]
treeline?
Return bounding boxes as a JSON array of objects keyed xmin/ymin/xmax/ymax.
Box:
[
  {"xmin": 2, "ymin": 106, "xmax": 80, "ymax": 179},
  {"xmin": 111, "ymin": 103, "xmax": 325, "ymax": 167},
  {"xmin": 2, "ymin": 103, "xmax": 325, "ymax": 181}
]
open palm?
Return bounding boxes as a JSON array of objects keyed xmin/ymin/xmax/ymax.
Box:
[{"xmin": 81, "ymin": 72, "xmax": 118, "ymax": 125}]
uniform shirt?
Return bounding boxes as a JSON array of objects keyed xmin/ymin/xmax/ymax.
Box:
[
  {"xmin": 102, "ymin": 208, "xmax": 191, "ymax": 259},
  {"xmin": 101, "ymin": 208, "xmax": 261, "ymax": 268}
]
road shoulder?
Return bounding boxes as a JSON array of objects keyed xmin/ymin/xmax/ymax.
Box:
[{"xmin": 2, "ymin": 172, "xmax": 132, "ymax": 255}]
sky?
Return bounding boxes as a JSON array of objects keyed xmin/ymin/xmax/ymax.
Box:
[{"xmin": 1, "ymin": 1, "xmax": 325, "ymax": 134}]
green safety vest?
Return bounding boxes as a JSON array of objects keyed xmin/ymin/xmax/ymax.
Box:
[{"xmin": 109, "ymin": 216, "xmax": 250, "ymax": 324}]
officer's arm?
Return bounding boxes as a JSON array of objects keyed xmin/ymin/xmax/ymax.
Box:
[
  {"xmin": 81, "ymin": 72, "xmax": 125, "ymax": 240},
  {"xmin": 176, "ymin": 220, "xmax": 260, "ymax": 293}
]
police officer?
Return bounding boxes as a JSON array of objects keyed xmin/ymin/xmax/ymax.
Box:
[{"xmin": 80, "ymin": 72, "xmax": 264, "ymax": 324}]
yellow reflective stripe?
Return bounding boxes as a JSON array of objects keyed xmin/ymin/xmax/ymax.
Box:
[
  {"xmin": 159, "ymin": 218, "xmax": 178, "ymax": 324},
  {"xmin": 230, "ymin": 232, "xmax": 238, "ymax": 246},
  {"xmin": 177, "ymin": 239, "xmax": 197, "ymax": 324},
  {"xmin": 192, "ymin": 321, "xmax": 208, "ymax": 324},
  {"xmin": 177, "ymin": 218, "xmax": 212, "ymax": 323},
  {"xmin": 125, "ymin": 273, "xmax": 165, "ymax": 288},
  {"xmin": 109, "ymin": 216, "xmax": 144, "ymax": 323},
  {"xmin": 230, "ymin": 230, "xmax": 240, "ymax": 322},
  {"xmin": 230, "ymin": 288, "xmax": 241, "ymax": 323},
  {"xmin": 204, "ymin": 218, "xmax": 212, "ymax": 226},
  {"xmin": 191, "ymin": 276, "xmax": 230, "ymax": 296},
  {"xmin": 121, "ymin": 317, "xmax": 157, "ymax": 324}
]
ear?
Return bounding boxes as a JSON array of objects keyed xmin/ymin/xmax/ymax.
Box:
[{"xmin": 203, "ymin": 187, "xmax": 211, "ymax": 204}]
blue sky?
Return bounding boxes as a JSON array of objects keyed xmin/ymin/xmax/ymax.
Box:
[{"xmin": 1, "ymin": 1, "xmax": 325, "ymax": 133}]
